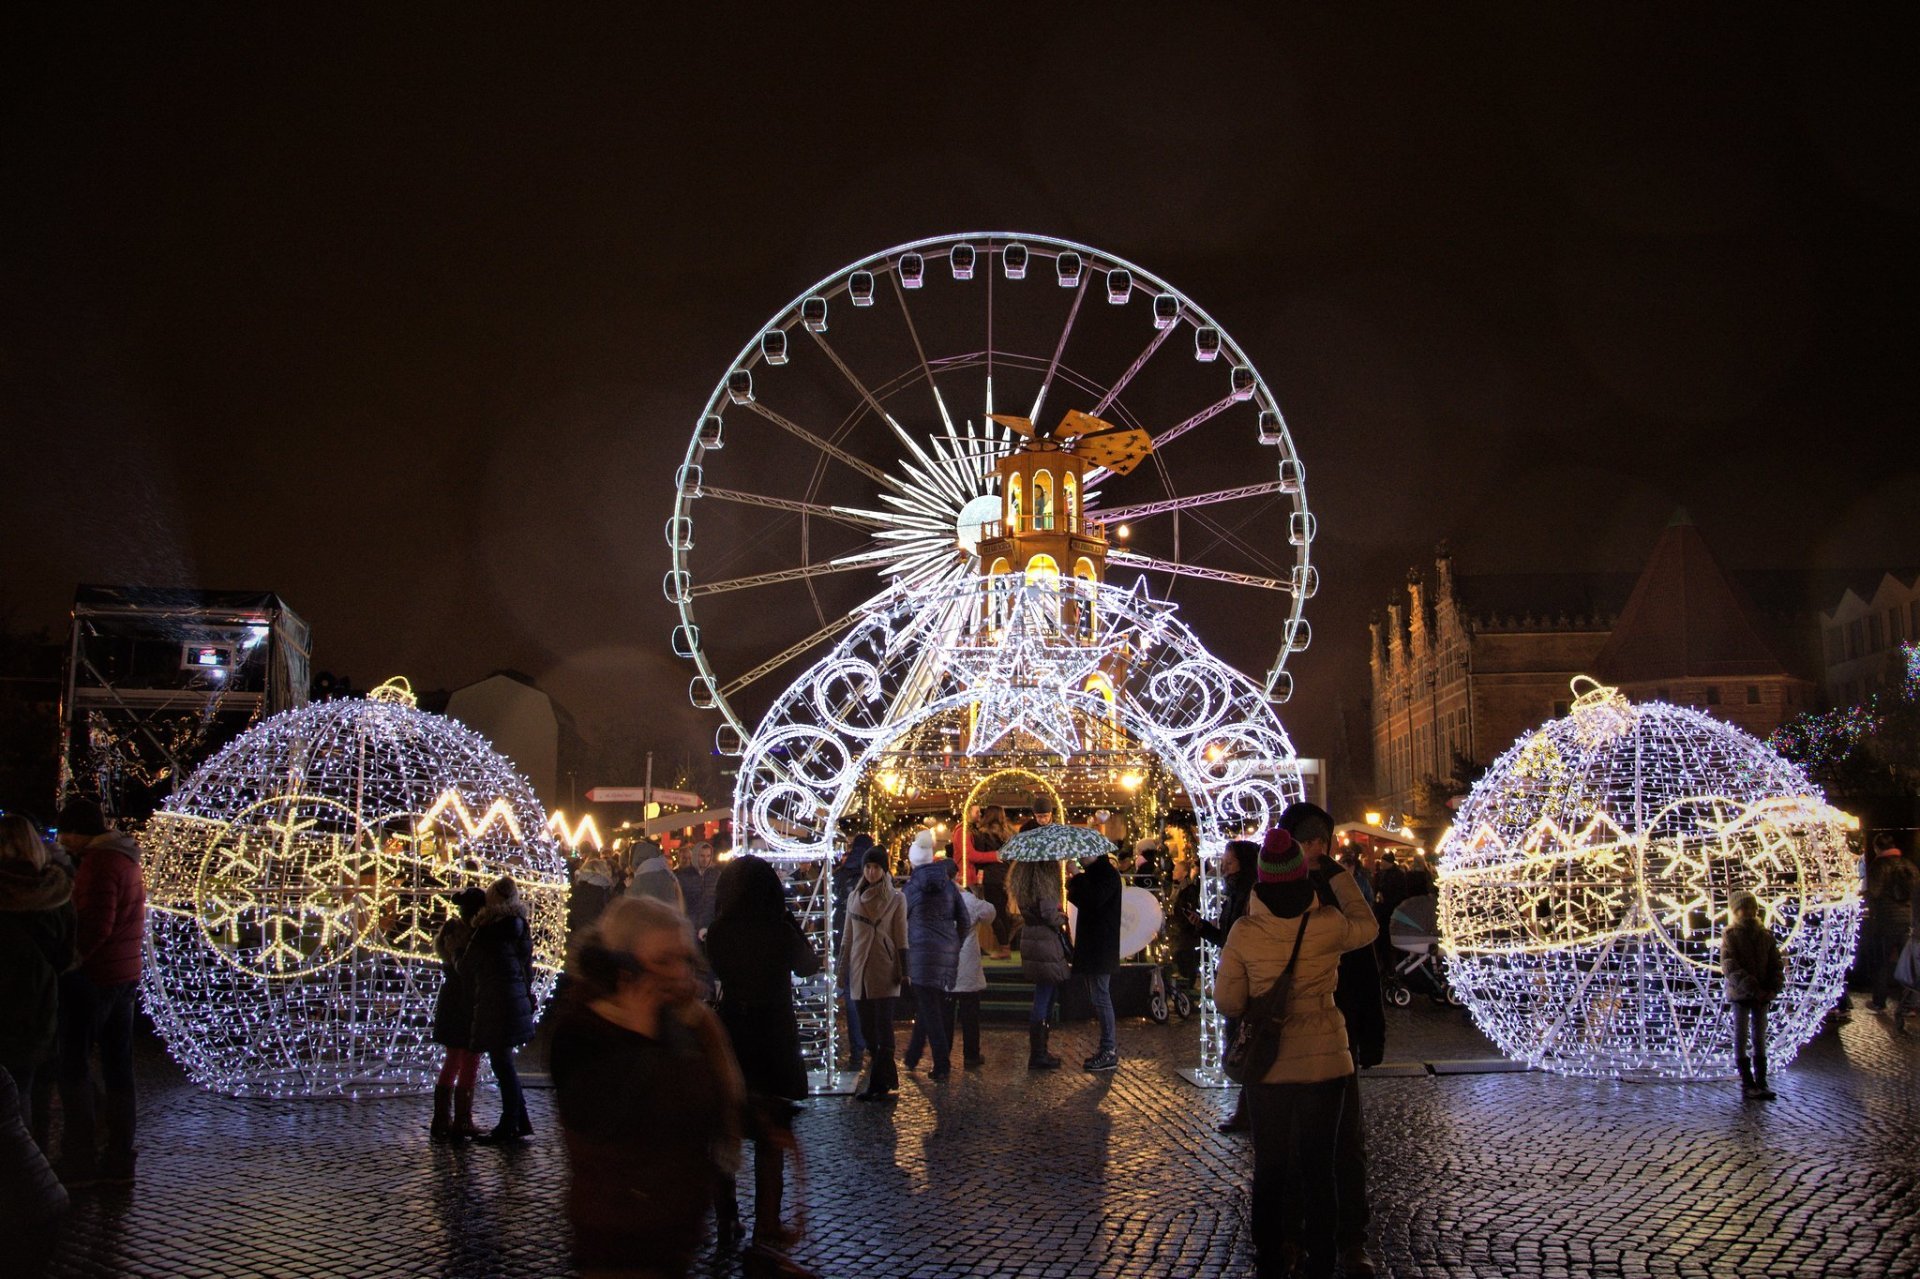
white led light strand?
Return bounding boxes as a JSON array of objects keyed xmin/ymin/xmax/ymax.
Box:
[
  {"xmin": 1438, "ymin": 680, "xmax": 1861, "ymax": 1080},
  {"xmin": 141, "ymin": 680, "xmax": 567, "ymax": 1098}
]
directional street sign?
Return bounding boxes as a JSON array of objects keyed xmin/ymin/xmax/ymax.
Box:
[{"xmin": 585, "ymin": 786, "xmax": 703, "ymax": 808}]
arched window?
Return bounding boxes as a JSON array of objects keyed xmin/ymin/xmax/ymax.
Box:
[
  {"xmin": 1033, "ymin": 470, "xmax": 1054, "ymax": 531},
  {"xmin": 1025, "ymin": 553, "xmax": 1060, "ymax": 587},
  {"xmin": 1073, "ymin": 557, "xmax": 1099, "ymax": 641},
  {"xmin": 1006, "ymin": 475, "xmax": 1023, "ymax": 533},
  {"xmin": 1062, "ymin": 471, "xmax": 1078, "ymax": 533},
  {"xmin": 1085, "ymin": 672, "xmax": 1119, "ymax": 748},
  {"xmin": 987, "ymin": 557, "xmax": 1012, "ymax": 628}
]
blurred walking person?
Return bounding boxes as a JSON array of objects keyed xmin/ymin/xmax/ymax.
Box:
[
  {"xmin": 428, "ymin": 886, "xmax": 487, "ymax": 1141},
  {"xmin": 0, "ymin": 815, "xmax": 74, "ymax": 1150},
  {"xmin": 703, "ymin": 855, "xmax": 821, "ymax": 1257},
  {"xmin": 1009, "ymin": 859, "xmax": 1069, "ymax": 1069},
  {"xmin": 842, "ymin": 845, "xmax": 905, "ymax": 1101},
  {"xmin": 52, "ymin": 800, "xmax": 145, "ymax": 1187},
  {"xmin": 550, "ymin": 896, "xmax": 741, "ymax": 1278},
  {"xmin": 463, "ymin": 876, "xmax": 539, "ymax": 1144},
  {"xmin": 1215, "ymin": 827, "xmax": 1377, "ymax": 1279},
  {"xmin": 1722, "ymin": 889, "xmax": 1785, "ymax": 1100}
]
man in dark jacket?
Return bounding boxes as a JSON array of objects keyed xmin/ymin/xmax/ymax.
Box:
[
  {"xmin": 1067, "ymin": 845, "xmax": 1123, "ymax": 1072},
  {"xmin": 53, "ymin": 799, "xmax": 145, "ymax": 1187},
  {"xmin": 1286, "ymin": 801, "xmax": 1384, "ymax": 1279}
]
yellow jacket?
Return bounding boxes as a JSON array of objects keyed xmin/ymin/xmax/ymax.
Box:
[{"xmin": 1214, "ymin": 869, "xmax": 1378, "ymax": 1083}]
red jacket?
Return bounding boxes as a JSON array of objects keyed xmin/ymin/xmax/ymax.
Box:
[{"xmin": 73, "ymin": 832, "xmax": 147, "ymax": 985}]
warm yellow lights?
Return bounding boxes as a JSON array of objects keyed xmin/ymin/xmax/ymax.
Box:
[
  {"xmin": 1364, "ymin": 811, "xmax": 1383, "ymax": 827},
  {"xmin": 1120, "ymin": 771, "xmax": 1144, "ymax": 792},
  {"xmin": 416, "ymin": 791, "xmax": 525, "ymax": 841},
  {"xmin": 366, "ymin": 676, "xmax": 419, "ymax": 707},
  {"xmin": 546, "ymin": 810, "xmax": 604, "ymax": 852}
]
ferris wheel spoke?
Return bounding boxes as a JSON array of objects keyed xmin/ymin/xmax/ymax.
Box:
[
  {"xmin": 691, "ymin": 558, "xmax": 875, "ymax": 598},
  {"xmin": 702, "ymin": 486, "xmax": 892, "ymax": 530},
  {"xmin": 888, "ymin": 272, "xmax": 955, "ymax": 437},
  {"xmin": 740, "ymin": 399, "xmax": 898, "ymax": 491},
  {"xmin": 1091, "ymin": 320, "xmax": 1179, "ymax": 417},
  {"xmin": 1108, "ymin": 549, "xmax": 1293, "ymax": 593},
  {"xmin": 1084, "ymin": 393, "xmax": 1239, "ymax": 486},
  {"xmin": 1029, "ymin": 274, "xmax": 1092, "ymax": 425},
  {"xmin": 1093, "ymin": 481, "xmax": 1285, "ymax": 526},
  {"xmin": 717, "ymin": 611, "xmax": 864, "ymax": 699}
]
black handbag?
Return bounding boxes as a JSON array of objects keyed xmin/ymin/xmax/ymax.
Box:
[{"xmin": 1223, "ymin": 915, "xmax": 1310, "ymax": 1085}]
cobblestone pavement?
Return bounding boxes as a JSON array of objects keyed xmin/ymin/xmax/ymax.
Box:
[{"xmin": 43, "ymin": 1003, "xmax": 1920, "ymax": 1278}]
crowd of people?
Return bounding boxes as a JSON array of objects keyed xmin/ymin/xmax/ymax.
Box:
[{"xmin": 4, "ymin": 792, "xmax": 1919, "ymax": 1278}]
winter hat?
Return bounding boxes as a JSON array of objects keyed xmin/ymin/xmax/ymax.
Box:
[
  {"xmin": 847, "ymin": 832, "xmax": 875, "ymax": 862},
  {"xmin": 1729, "ymin": 890, "xmax": 1759, "ymax": 919},
  {"xmin": 862, "ymin": 845, "xmax": 889, "ymax": 869},
  {"xmin": 1032, "ymin": 795, "xmax": 1056, "ymax": 815},
  {"xmin": 909, "ymin": 830, "xmax": 937, "ymax": 867},
  {"xmin": 1257, "ymin": 827, "xmax": 1307, "ymax": 883}
]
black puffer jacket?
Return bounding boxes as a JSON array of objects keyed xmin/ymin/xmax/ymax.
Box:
[
  {"xmin": 462, "ymin": 901, "xmax": 538, "ymax": 1051},
  {"xmin": 0, "ymin": 861, "xmax": 75, "ymax": 1070},
  {"xmin": 431, "ymin": 915, "xmax": 477, "ymax": 1049},
  {"xmin": 1066, "ymin": 856, "xmax": 1123, "ymax": 976}
]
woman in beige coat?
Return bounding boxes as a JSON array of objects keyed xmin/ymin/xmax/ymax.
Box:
[
  {"xmin": 841, "ymin": 845, "xmax": 907, "ymax": 1100},
  {"xmin": 1215, "ymin": 827, "xmax": 1377, "ymax": 1279}
]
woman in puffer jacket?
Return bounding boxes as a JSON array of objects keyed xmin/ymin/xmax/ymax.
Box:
[
  {"xmin": 1215, "ymin": 827, "xmax": 1376, "ymax": 1279},
  {"xmin": 1008, "ymin": 859, "xmax": 1069, "ymax": 1070},
  {"xmin": 461, "ymin": 876, "xmax": 539, "ymax": 1144}
]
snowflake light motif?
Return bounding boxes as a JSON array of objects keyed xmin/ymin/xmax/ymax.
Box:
[
  {"xmin": 141, "ymin": 679, "xmax": 567, "ymax": 1098},
  {"xmin": 1438, "ymin": 681, "xmax": 1861, "ymax": 1080}
]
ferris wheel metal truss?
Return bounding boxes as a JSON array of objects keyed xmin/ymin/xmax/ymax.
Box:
[{"xmin": 666, "ymin": 233, "xmax": 1317, "ymax": 758}]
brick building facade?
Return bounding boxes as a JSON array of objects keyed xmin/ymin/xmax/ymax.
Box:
[{"xmin": 1368, "ymin": 514, "xmax": 1819, "ymax": 823}]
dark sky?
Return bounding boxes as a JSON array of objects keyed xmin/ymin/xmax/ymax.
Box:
[{"xmin": 4, "ymin": 7, "xmax": 1916, "ymax": 779}]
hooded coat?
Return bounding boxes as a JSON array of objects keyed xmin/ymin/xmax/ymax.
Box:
[
  {"xmin": 703, "ymin": 857, "xmax": 821, "ymax": 1101},
  {"xmin": 1015, "ymin": 883, "xmax": 1072, "ymax": 986},
  {"xmin": 903, "ymin": 862, "xmax": 971, "ymax": 992},
  {"xmin": 568, "ymin": 867, "xmax": 614, "ymax": 937},
  {"xmin": 1215, "ymin": 867, "xmax": 1378, "ymax": 1084},
  {"xmin": 0, "ymin": 861, "xmax": 75, "ymax": 1069},
  {"xmin": 462, "ymin": 898, "xmax": 538, "ymax": 1051},
  {"xmin": 841, "ymin": 875, "xmax": 906, "ymax": 1001},
  {"xmin": 72, "ymin": 831, "xmax": 145, "ymax": 985},
  {"xmin": 625, "ymin": 853, "xmax": 685, "ymax": 913}
]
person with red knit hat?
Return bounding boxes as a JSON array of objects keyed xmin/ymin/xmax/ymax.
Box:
[{"xmin": 1215, "ymin": 823, "xmax": 1377, "ymax": 1279}]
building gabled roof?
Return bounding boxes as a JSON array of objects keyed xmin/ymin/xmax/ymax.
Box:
[{"xmin": 1593, "ymin": 512, "xmax": 1797, "ymax": 682}]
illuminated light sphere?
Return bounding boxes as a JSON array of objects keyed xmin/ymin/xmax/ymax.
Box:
[
  {"xmin": 141, "ymin": 678, "xmax": 567, "ymax": 1098},
  {"xmin": 1437, "ymin": 680, "xmax": 1860, "ymax": 1080}
]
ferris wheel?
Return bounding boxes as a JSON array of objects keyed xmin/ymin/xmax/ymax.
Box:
[{"xmin": 667, "ymin": 233, "xmax": 1316, "ymax": 754}]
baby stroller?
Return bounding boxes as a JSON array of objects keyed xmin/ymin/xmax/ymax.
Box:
[{"xmin": 1383, "ymin": 895, "xmax": 1460, "ymax": 1007}]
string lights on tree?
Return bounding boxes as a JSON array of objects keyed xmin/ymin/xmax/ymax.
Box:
[
  {"xmin": 141, "ymin": 677, "xmax": 568, "ymax": 1098},
  {"xmin": 1438, "ymin": 678, "xmax": 1861, "ymax": 1080}
]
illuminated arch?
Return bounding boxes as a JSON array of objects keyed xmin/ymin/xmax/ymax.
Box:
[
  {"xmin": 1006, "ymin": 474, "xmax": 1023, "ymax": 532},
  {"xmin": 1073, "ymin": 557, "xmax": 1099, "ymax": 641},
  {"xmin": 1025, "ymin": 553, "xmax": 1060, "ymax": 585},
  {"xmin": 733, "ymin": 576, "xmax": 1304, "ymax": 1084},
  {"xmin": 1033, "ymin": 469, "xmax": 1055, "ymax": 531},
  {"xmin": 1063, "ymin": 471, "xmax": 1079, "ymax": 533},
  {"xmin": 986, "ymin": 556, "xmax": 1012, "ymax": 627}
]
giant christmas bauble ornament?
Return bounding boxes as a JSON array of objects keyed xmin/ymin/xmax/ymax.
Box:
[
  {"xmin": 141, "ymin": 679, "xmax": 567, "ymax": 1097},
  {"xmin": 1437, "ymin": 680, "xmax": 1859, "ymax": 1080}
]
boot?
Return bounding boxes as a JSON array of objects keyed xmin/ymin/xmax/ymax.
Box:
[
  {"xmin": 1216, "ymin": 1091, "xmax": 1250, "ymax": 1134},
  {"xmin": 1028, "ymin": 1023, "xmax": 1061, "ymax": 1070},
  {"xmin": 451, "ymin": 1087, "xmax": 481, "ymax": 1140},
  {"xmin": 1752, "ymin": 1062, "xmax": 1776, "ymax": 1101},
  {"xmin": 1736, "ymin": 1055, "xmax": 1755, "ymax": 1095},
  {"xmin": 430, "ymin": 1085, "xmax": 454, "ymax": 1141}
]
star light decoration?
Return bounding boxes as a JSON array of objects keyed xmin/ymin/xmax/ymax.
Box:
[
  {"xmin": 943, "ymin": 586, "xmax": 1116, "ymax": 758},
  {"xmin": 1438, "ymin": 679, "xmax": 1861, "ymax": 1080},
  {"xmin": 141, "ymin": 678, "xmax": 567, "ymax": 1098}
]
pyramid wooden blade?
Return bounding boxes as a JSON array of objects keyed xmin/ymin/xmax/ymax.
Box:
[
  {"xmin": 1075, "ymin": 428, "xmax": 1153, "ymax": 474},
  {"xmin": 1052, "ymin": 409, "xmax": 1115, "ymax": 440},
  {"xmin": 987, "ymin": 413, "xmax": 1037, "ymax": 439}
]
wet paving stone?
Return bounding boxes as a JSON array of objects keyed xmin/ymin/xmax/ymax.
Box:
[{"xmin": 44, "ymin": 1004, "xmax": 1920, "ymax": 1278}]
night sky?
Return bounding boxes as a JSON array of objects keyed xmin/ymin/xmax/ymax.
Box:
[{"xmin": 4, "ymin": 8, "xmax": 1916, "ymax": 782}]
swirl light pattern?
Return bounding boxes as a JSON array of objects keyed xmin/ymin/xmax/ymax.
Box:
[
  {"xmin": 734, "ymin": 575, "xmax": 1303, "ymax": 1078},
  {"xmin": 141, "ymin": 683, "xmax": 567, "ymax": 1098},
  {"xmin": 1438, "ymin": 681, "xmax": 1860, "ymax": 1080}
]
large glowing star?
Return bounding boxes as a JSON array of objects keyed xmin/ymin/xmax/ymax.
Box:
[
  {"xmin": 944, "ymin": 590, "xmax": 1111, "ymax": 758},
  {"xmin": 1437, "ymin": 681, "xmax": 1860, "ymax": 1081},
  {"xmin": 141, "ymin": 685, "xmax": 567, "ymax": 1099}
]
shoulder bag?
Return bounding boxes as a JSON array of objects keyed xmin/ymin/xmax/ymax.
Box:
[{"xmin": 1223, "ymin": 914, "xmax": 1310, "ymax": 1085}]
